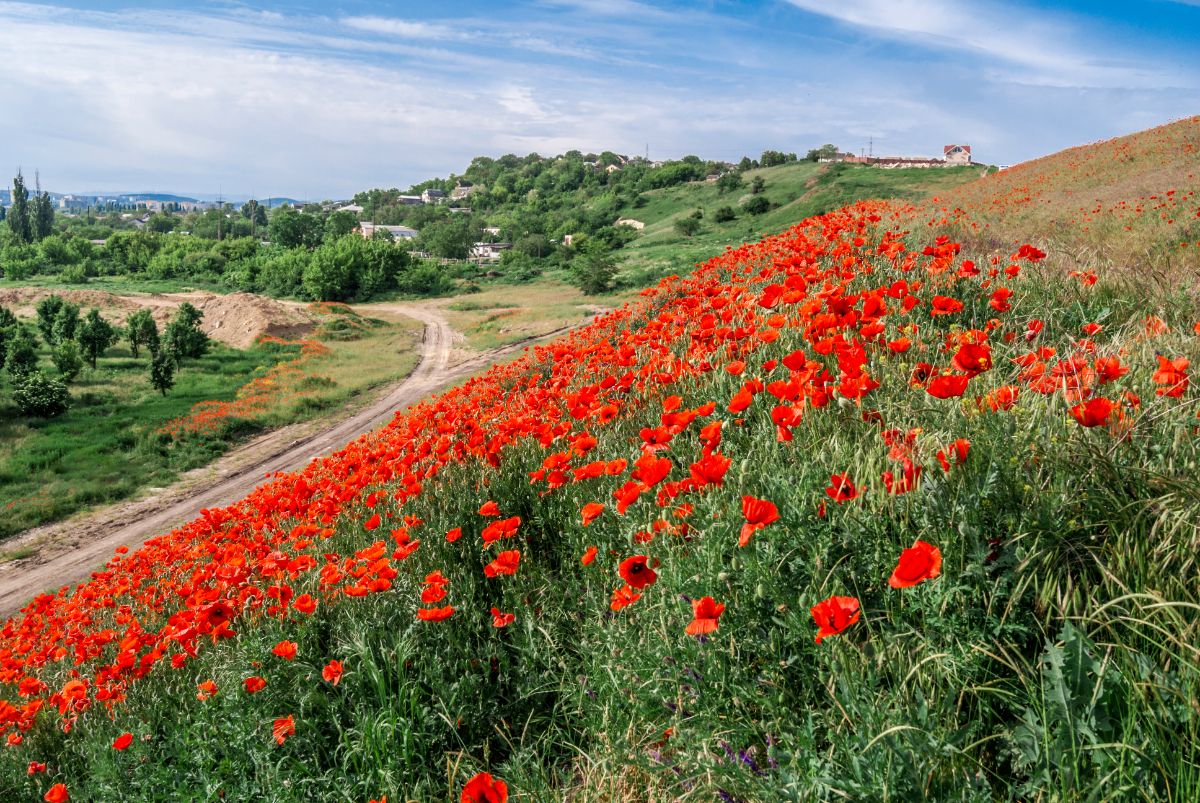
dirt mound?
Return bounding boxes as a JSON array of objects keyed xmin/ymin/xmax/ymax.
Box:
[{"xmin": 0, "ymin": 287, "xmax": 314, "ymax": 349}]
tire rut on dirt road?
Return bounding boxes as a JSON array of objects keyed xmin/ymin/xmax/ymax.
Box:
[{"xmin": 0, "ymin": 305, "xmax": 584, "ymax": 617}]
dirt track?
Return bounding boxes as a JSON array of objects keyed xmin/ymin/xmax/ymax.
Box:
[{"xmin": 0, "ymin": 303, "xmax": 576, "ymax": 617}]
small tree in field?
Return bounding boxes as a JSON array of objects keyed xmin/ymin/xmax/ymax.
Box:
[
  {"xmin": 77, "ymin": 308, "xmax": 118, "ymax": 369},
  {"xmin": 674, "ymin": 216, "xmax": 702, "ymax": 237},
  {"xmin": 51, "ymin": 340, "xmax": 84, "ymax": 381},
  {"xmin": 150, "ymin": 347, "xmax": 177, "ymax": 395},
  {"xmin": 571, "ymin": 242, "xmax": 618, "ymax": 295},
  {"xmin": 164, "ymin": 303, "xmax": 209, "ymax": 365},
  {"xmin": 14, "ymin": 371, "xmax": 69, "ymax": 418},
  {"xmin": 126, "ymin": 308, "xmax": 159, "ymax": 358},
  {"xmin": 5, "ymin": 325, "xmax": 38, "ymax": 380}
]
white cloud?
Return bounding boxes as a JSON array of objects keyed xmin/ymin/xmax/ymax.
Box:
[
  {"xmin": 341, "ymin": 16, "xmax": 466, "ymax": 41},
  {"xmin": 782, "ymin": 0, "xmax": 1190, "ymax": 90}
]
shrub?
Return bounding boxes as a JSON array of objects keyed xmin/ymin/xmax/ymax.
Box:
[
  {"xmin": 741, "ymin": 195, "xmax": 771, "ymax": 215},
  {"xmin": 13, "ymin": 371, "xmax": 69, "ymax": 417}
]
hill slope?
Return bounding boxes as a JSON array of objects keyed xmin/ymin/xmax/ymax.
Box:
[{"xmin": 1, "ymin": 121, "xmax": 1198, "ymax": 802}]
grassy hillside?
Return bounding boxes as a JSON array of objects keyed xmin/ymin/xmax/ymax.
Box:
[
  {"xmin": 615, "ymin": 161, "xmax": 987, "ymax": 284},
  {"xmin": 1, "ymin": 121, "xmax": 1198, "ymax": 802}
]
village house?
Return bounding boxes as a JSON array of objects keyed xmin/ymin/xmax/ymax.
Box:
[
  {"xmin": 398, "ymin": 195, "xmax": 423, "ymax": 206},
  {"xmin": 421, "ymin": 188, "xmax": 446, "ymax": 204},
  {"xmin": 449, "ymin": 182, "xmax": 475, "ymax": 201},
  {"xmin": 470, "ymin": 242, "xmax": 513, "ymax": 261},
  {"xmin": 357, "ymin": 222, "xmax": 418, "ymax": 240},
  {"xmin": 336, "ymin": 203, "xmax": 365, "ymax": 214},
  {"xmin": 943, "ymin": 144, "xmax": 972, "ymax": 165}
]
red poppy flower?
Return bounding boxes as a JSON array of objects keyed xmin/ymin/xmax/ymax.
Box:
[
  {"xmin": 581, "ymin": 545, "xmax": 598, "ymax": 565},
  {"xmin": 685, "ymin": 596, "xmax": 725, "ymax": 635},
  {"xmin": 581, "ymin": 502, "xmax": 605, "ymax": 527},
  {"xmin": 478, "ymin": 500, "xmax": 500, "ymax": 517},
  {"xmin": 930, "ymin": 295, "xmax": 964, "ymax": 315},
  {"xmin": 1070, "ymin": 397, "xmax": 1115, "ymax": 427},
  {"xmin": 951, "ymin": 343, "xmax": 992, "ymax": 375},
  {"xmin": 490, "ymin": 608, "xmax": 515, "ymax": 628},
  {"xmin": 417, "ymin": 605, "xmax": 455, "ymax": 622},
  {"xmin": 1152, "ymin": 355, "xmax": 1190, "ymax": 397},
  {"xmin": 461, "ymin": 772, "xmax": 508, "ymax": 803},
  {"xmin": 273, "ymin": 714, "xmax": 296, "ymax": 745},
  {"xmin": 421, "ymin": 584, "xmax": 447, "ymax": 603},
  {"xmin": 292, "ymin": 594, "xmax": 317, "ymax": 615},
  {"xmin": 810, "ymin": 595, "xmax": 860, "ymax": 643},
  {"xmin": 739, "ymin": 495, "xmax": 780, "ymax": 546},
  {"xmin": 44, "ymin": 783, "xmax": 69, "ymax": 803},
  {"xmin": 28, "ymin": 761, "xmax": 46, "ymax": 775},
  {"xmin": 610, "ymin": 585, "xmax": 641, "ymax": 612},
  {"xmin": 244, "ymin": 676, "xmax": 267, "ymax": 694},
  {"xmin": 825, "ymin": 473, "xmax": 858, "ymax": 502},
  {"xmin": 925, "ymin": 373, "xmax": 970, "ymax": 399},
  {"xmin": 112, "ymin": 732, "xmax": 133, "ymax": 751},
  {"xmin": 689, "ymin": 452, "xmax": 732, "ymax": 487},
  {"xmin": 196, "ymin": 680, "xmax": 218, "ymax": 701},
  {"xmin": 272, "ymin": 640, "xmax": 298, "ymax": 661},
  {"xmin": 888, "ymin": 541, "xmax": 943, "ymax": 588},
  {"xmin": 322, "ymin": 660, "xmax": 344, "ymax": 686},
  {"xmin": 618, "ymin": 555, "xmax": 658, "ymax": 589},
  {"xmin": 446, "ymin": 527, "xmax": 463, "ymax": 542},
  {"xmin": 484, "ymin": 550, "xmax": 521, "ymax": 578},
  {"xmin": 364, "ymin": 513, "xmax": 381, "ymax": 531}
]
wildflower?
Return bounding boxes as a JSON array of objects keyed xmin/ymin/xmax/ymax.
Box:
[
  {"xmin": 273, "ymin": 640, "xmax": 298, "ymax": 661},
  {"xmin": 44, "ymin": 784, "xmax": 69, "ymax": 803},
  {"xmin": 686, "ymin": 596, "xmax": 725, "ymax": 636},
  {"xmin": 889, "ymin": 541, "xmax": 943, "ymax": 588},
  {"xmin": 461, "ymin": 772, "xmax": 508, "ymax": 803},
  {"xmin": 581, "ymin": 502, "xmax": 605, "ymax": 527},
  {"xmin": 272, "ymin": 714, "xmax": 296, "ymax": 745},
  {"xmin": 739, "ymin": 496, "xmax": 780, "ymax": 547},
  {"xmin": 196, "ymin": 680, "xmax": 218, "ymax": 701},
  {"xmin": 825, "ymin": 473, "xmax": 858, "ymax": 503},
  {"xmin": 112, "ymin": 732, "xmax": 134, "ymax": 751},
  {"xmin": 323, "ymin": 660, "xmax": 344, "ymax": 686},
  {"xmin": 618, "ymin": 555, "xmax": 659, "ymax": 589},
  {"xmin": 1070, "ymin": 397, "xmax": 1116, "ymax": 427},
  {"xmin": 581, "ymin": 545, "xmax": 598, "ymax": 565},
  {"xmin": 490, "ymin": 608, "xmax": 515, "ymax": 628},
  {"xmin": 811, "ymin": 595, "xmax": 861, "ymax": 643},
  {"xmin": 244, "ymin": 676, "xmax": 267, "ymax": 694},
  {"xmin": 484, "ymin": 550, "xmax": 521, "ymax": 578},
  {"xmin": 610, "ymin": 585, "xmax": 641, "ymax": 612},
  {"xmin": 417, "ymin": 606, "xmax": 455, "ymax": 622}
]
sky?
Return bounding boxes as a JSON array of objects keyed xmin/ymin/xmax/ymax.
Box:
[{"xmin": 1, "ymin": 0, "xmax": 1197, "ymax": 199}]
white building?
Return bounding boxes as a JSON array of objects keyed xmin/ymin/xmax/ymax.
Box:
[{"xmin": 358, "ymin": 222, "xmax": 418, "ymax": 240}]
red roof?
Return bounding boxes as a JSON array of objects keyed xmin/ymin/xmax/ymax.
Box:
[{"xmin": 944, "ymin": 144, "xmax": 972, "ymax": 155}]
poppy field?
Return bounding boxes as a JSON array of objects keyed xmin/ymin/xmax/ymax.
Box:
[{"xmin": 2, "ymin": 119, "xmax": 1199, "ymax": 801}]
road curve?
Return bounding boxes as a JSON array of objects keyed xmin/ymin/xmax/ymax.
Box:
[{"xmin": 0, "ymin": 304, "xmax": 573, "ymax": 617}]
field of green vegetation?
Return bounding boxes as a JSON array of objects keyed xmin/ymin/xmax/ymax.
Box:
[{"xmin": 0, "ymin": 303, "xmax": 419, "ymax": 541}]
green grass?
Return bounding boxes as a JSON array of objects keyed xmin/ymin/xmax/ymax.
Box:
[
  {"xmin": 615, "ymin": 162, "xmax": 987, "ymax": 285},
  {"xmin": 3, "ymin": 274, "xmax": 224, "ymax": 295},
  {"xmin": 0, "ymin": 342, "xmax": 291, "ymax": 538},
  {"xmin": 0, "ymin": 308, "xmax": 421, "ymax": 540}
]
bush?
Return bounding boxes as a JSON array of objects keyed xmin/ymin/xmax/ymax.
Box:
[
  {"xmin": 713, "ymin": 206, "xmax": 737, "ymax": 223},
  {"xmin": 741, "ymin": 195, "xmax": 771, "ymax": 215},
  {"xmin": 674, "ymin": 217, "xmax": 702, "ymax": 237},
  {"xmin": 51, "ymin": 340, "xmax": 84, "ymax": 381},
  {"xmin": 13, "ymin": 371, "xmax": 70, "ymax": 417}
]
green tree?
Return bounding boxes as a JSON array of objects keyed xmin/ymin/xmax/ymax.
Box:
[
  {"xmin": 268, "ymin": 207, "xmax": 324, "ymax": 249},
  {"xmin": 13, "ymin": 371, "xmax": 69, "ymax": 418},
  {"xmin": 150, "ymin": 347, "xmax": 176, "ymax": 395},
  {"xmin": 163, "ymin": 303, "xmax": 209, "ymax": 364},
  {"xmin": 716, "ymin": 172, "xmax": 744, "ymax": 194},
  {"xmin": 36, "ymin": 295, "xmax": 66, "ymax": 344},
  {"xmin": 805, "ymin": 143, "xmax": 841, "ymax": 162},
  {"xmin": 419, "ymin": 216, "xmax": 480, "ymax": 260},
  {"xmin": 76, "ymin": 308, "xmax": 118, "ymax": 368},
  {"xmin": 31, "ymin": 174, "xmax": 54, "ymax": 242},
  {"xmin": 713, "ymin": 206, "xmax": 737, "ymax": 223},
  {"xmin": 0, "ymin": 304, "xmax": 16, "ymax": 366},
  {"xmin": 241, "ymin": 199, "xmax": 268, "ymax": 228},
  {"xmin": 323, "ymin": 211, "xmax": 359, "ymax": 242},
  {"xmin": 8, "ymin": 172, "xmax": 31, "ymax": 244},
  {"xmin": 750, "ymin": 175, "xmax": 766, "ymax": 194},
  {"xmin": 147, "ymin": 213, "xmax": 177, "ymax": 233},
  {"xmin": 51, "ymin": 302, "xmax": 81, "ymax": 345},
  {"xmin": 571, "ymin": 242, "xmax": 618, "ymax": 295},
  {"xmin": 674, "ymin": 216, "xmax": 701, "ymax": 237},
  {"xmin": 125, "ymin": 308, "xmax": 159, "ymax": 358},
  {"xmin": 51, "ymin": 339, "xmax": 84, "ymax": 381},
  {"xmin": 5, "ymin": 325, "xmax": 39, "ymax": 380}
]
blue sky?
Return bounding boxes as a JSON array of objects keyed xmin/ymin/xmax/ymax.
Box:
[{"xmin": 1, "ymin": 0, "xmax": 1197, "ymax": 199}]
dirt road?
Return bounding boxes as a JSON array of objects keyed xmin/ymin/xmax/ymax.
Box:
[{"xmin": 0, "ymin": 303, "xmax": 573, "ymax": 617}]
